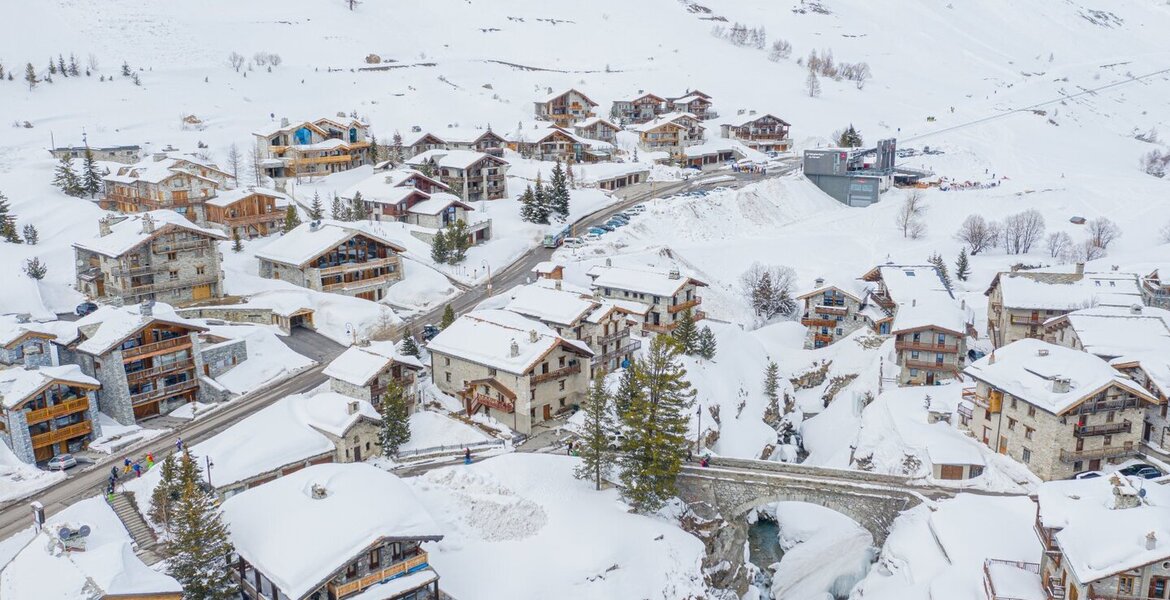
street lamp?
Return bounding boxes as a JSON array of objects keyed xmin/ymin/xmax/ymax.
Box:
[
  {"xmin": 482, "ymin": 261, "xmax": 493, "ymax": 297},
  {"xmin": 205, "ymin": 456, "xmax": 215, "ymax": 488},
  {"xmin": 344, "ymin": 322, "xmax": 356, "ymax": 345}
]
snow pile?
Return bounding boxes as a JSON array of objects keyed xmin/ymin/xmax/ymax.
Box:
[
  {"xmin": 0, "ymin": 440, "xmax": 65, "ymax": 502},
  {"xmin": 418, "ymin": 467, "xmax": 546, "ymax": 542},
  {"xmin": 401, "ymin": 411, "xmax": 490, "ymax": 452},
  {"xmin": 759, "ymin": 502, "xmax": 874, "ymax": 600}
]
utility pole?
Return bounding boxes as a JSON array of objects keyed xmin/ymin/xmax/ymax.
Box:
[{"xmin": 695, "ymin": 403, "xmax": 702, "ymax": 453}]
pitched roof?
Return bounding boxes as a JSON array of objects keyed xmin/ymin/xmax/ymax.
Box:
[
  {"xmin": 426, "ymin": 309, "xmax": 592, "ymax": 375},
  {"xmin": 504, "ymin": 284, "xmax": 598, "ymax": 327},
  {"xmin": 722, "ymin": 113, "xmax": 791, "ymax": 128},
  {"xmin": 103, "ymin": 154, "xmax": 229, "ymax": 185},
  {"xmin": 538, "ymin": 88, "xmax": 598, "ymax": 106},
  {"xmin": 254, "ymin": 220, "xmax": 407, "ymax": 268},
  {"xmin": 873, "ymin": 265, "xmax": 969, "ymax": 334},
  {"xmin": 204, "ymin": 186, "xmax": 290, "ymax": 208},
  {"xmin": 406, "ymin": 193, "xmax": 474, "ymax": 216},
  {"xmin": 72, "ymin": 210, "xmax": 228, "ymax": 258},
  {"xmin": 587, "ymin": 264, "xmax": 707, "ymax": 297},
  {"xmin": 324, "ymin": 341, "xmax": 423, "ymax": 387},
  {"xmin": 1047, "ymin": 306, "xmax": 1170, "ymax": 360},
  {"xmin": 405, "ymin": 149, "xmax": 507, "ymax": 171},
  {"xmin": 574, "ymin": 117, "xmax": 620, "ymax": 131},
  {"xmin": 0, "ymin": 365, "xmax": 99, "ymax": 409},
  {"xmin": 986, "ymin": 269, "xmax": 1144, "ymax": 310},
  {"xmin": 72, "ymin": 304, "xmax": 206, "ymax": 356}
]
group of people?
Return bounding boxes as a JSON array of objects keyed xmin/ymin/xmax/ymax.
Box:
[
  {"xmin": 729, "ymin": 162, "xmax": 767, "ymax": 175},
  {"xmin": 104, "ymin": 438, "xmax": 184, "ymax": 497}
]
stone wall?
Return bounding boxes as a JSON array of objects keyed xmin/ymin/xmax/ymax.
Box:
[
  {"xmin": 176, "ymin": 306, "xmax": 274, "ymax": 327},
  {"xmin": 0, "ymin": 337, "xmax": 54, "ymax": 368},
  {"xmin": 329, "ymin": 377, "xmax": 374, "ymax": 403},
  {"xmin": 200, "ymin": 337, "xmax": 248, "ymax": 379},
  {"xmin": 2, "ymin": 411, "xmax": 34, "ymax": 464}
]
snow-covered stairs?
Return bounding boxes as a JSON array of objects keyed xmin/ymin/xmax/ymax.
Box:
[{"xmin": 108, "ymin": 493, "xmax": 164, "ymax": 565}]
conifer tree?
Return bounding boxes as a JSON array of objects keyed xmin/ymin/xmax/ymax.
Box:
[
  {"xmin": 531, "ymin": 174, "xmax": 551, "ymax": 224},
  {"xmin": 368, "ymin": 133, "xmax": 381, "ymax": 164},
  {"xmin": 955, "ymin": 247, "xmax": 970, "ymax": 282},
  {"xmin": 307, "ymin": 191, "xmax": 324, "ymax": 221},
  {"xmin": 671, "ymin": 309, "xmax": 699, "ymax": 355},
  {"xmin": 390, "ymin": 131, "xmax": 404, "ymax": 165},
  {"xmin": 379, "ymin": 379, "xmax": 411, "ymax": 457},
  {"xmin": 619, "ymin": 336, "xmax": 696, "ymax": 512},
  {"xmin": 57, "ymin": 55, "xmax": 67, "ymax": 77},
  {"xmin": 836, "ymin": 124, "xmax": 863, "ymax": 148},
  {"xmin": 400, "ymin": 330, "xmax": 421, "ymax": 358},
  {"xmin": 697, "ymin": 326, "xmax": 717, "ymax": 359},
  {"xmin": 24, "ymin": 63, "xmax": 36, "ymax": 91},
  {"xmin": 613, "ymin": 360, "xmax": 642, "ymax": 419},
  {"xmin": 282, "ymin": 204, "xmax": 301, "ymax": 233},
  {"xmin": 165, "ymin": 451, "xmax": 237, "ymax": 600},
  {"xmin": 445, "ymin": 220, "xmax": 470, "ymax": 264},
  {"xmin": 549, "ymin": 160, "xmax": 570, "ymax": 222},
  {"xmin": 53, "ymin": 155, "xmax": 83, "ymax": 197},
  {"xmin": 231, "ymin": 229, "xmax": 243, "ymax": 252},
  {"xmin": 81, "ymin": 148, "xmax": 103, "ymax": 197},
  {"xmin": 22, "ymin": 224, "xmax": 38, "ymax": 245},
  {"xmin": 349, "ymin": 191, "xmax": 368, "ymax": 221},
  {"xmin": 148, "ymin": 454, "xmax": 179, "ymax": 527},
  {"xmin": 121, "ymin": 61, "xmax": 131, "ymax": 77},
  {"xmin": 928, "ymin": 252, "xmax": 953, "ymax": 289},
  {"xmin": 330, "ymin": 193, "xmax": 346, "ymax": 220},
  {"xmin": 430, "ymin": 229, "xmax": 449, "ymax": 264},
  {"xmin": 68, "ymin": 54, "xmax": 79, "ymax": 77},
  {"xmin": 23, "ymin": 257, "xmax": 45, "ymax": 279},
  {"xmin": 48, "ymin": 58, "xmax": 57, "ymax": 75},
  {"xmin": 519, "ymin": 184, "xmax": 537, "ymax": 223},
  {"xmin": 575, "ymin": 374, "xmax": 616, "ymax": 491},
  {"xmin": 440, "ymin": 304, "xmax": 456, "ymax": 329},
  {"xmin": 0, "ymin": 192, "xmax": 19, "ymax": 243}
]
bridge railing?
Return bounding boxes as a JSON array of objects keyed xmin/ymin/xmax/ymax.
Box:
[{"xmin": 696, "ymin": 456, "xmax": 920, "ymax": 488}]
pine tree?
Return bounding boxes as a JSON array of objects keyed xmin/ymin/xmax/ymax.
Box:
[
  {"xmin": 519, "ymin": 184, "xmax": 537, "ymax": 223},
  {"xmin": 575, "ymin": 374, "xmax": 616, "ymax": 491},
  {"xmin": 53, "ymin": 155, "xmax": 83, "ymax": 197},
  {"xmin": 401, "ymin": 330, "xmax": 421, "ymax": 358},
  {"xmin": 23, "ymin": 257, "xmax": 46, "ymax": 280},
  {"xmin": 549, "ymin": 160, "xmax": 570, "ymax": 222},
  {"xmin": 282, "ymin": 204, "xmax": 301, "ymax": 233},
  {"xmin": 307, "ymin": 191, "xmax": 324, "ymax": 220},
  {"xmin": 531, "ymin": 174, "xmax": 551, "ymax": 225},
  {"xmin": 330, "ymin": 194, "xmax": 346, "ymax": 220},
  {"xmin": 697, "ymin": 326, "xmax": 717, "ymax": 359},
  {"xmin": 440, "ymin": 304, "xmax": 456, "ymax": 329},
  {"xmin": 165, "ymin": 451, "xmax": 237, "ymax": 600},
  {"xmin": 955, "ymin": 247, "xmax": 970, "ymax": 282},
  {"xmin": 48, "ymin": 58, "xmax": 56, "ymax": 75},
  {"xmin": 68, "ymin": 54, "xmax": 79, "ymax": 77},
  {"xmin": 349, "ymin": 191, "xmax": 368, "ymax": 221},
  {"xmin": 837, "ymin": 124, "xmax": 863, "ymax": 148},
  {"xmin": 390, "ymin": 131, "xmax": 404, "ymax": 165},
  {"xmin": 81, "ymin": 148, "xmax": 103, "ymax": 197},
  {"xmin": 928, "ymin": 252, "xmax": 953, "ymax": 290},
  {"xmin": 430, "ymin": 229, "xmax": 449, "ymax": 264},
  {"xmin": 121, "ymin": 61, "xmax": 131, "ymax": 77},
  {"xmin": 148, "ymin": 454, "xmax": 180, "ymax": 527},
  {"xmin": 231, "ymin": 229, "xmax": 243, "ymax": 252},
  {"xmin": 22, "ymin": 224, "xmax": 38, "ymax": 245},
  {"xmin": 751, "ymin": 270, "xmax": 774, "ymax": 318},
  {"xmin": 24, "ymin": 63, "xmax": 36, "ymax": 91},
  {"xmin": 0, "ymin": 192, "xmax": 19, "ymax": 243},
  {"xmin": 613, "ymin": 360, "xmax": 642, "ymax": 419},
  {"xmin": 57, "ymin": 55, "xmax": 67, "ymax": 77},
  {"xmin": 379, "ymin": 379, "xmax": 411, "ymax": 456},
  {"xmin": 671, "ymin": 309, "xmax": 699, "ymax": 355},
  {"xmin": 445, "ymin": 220, "xmax": 470, "ymax": 264},
  {"xmin": 619, "ymin": 336, "xmax": 696, "ymax": 512},
  {"xmin": 764, "ymin": 360, "xmax": 780, "ymax": 406}
]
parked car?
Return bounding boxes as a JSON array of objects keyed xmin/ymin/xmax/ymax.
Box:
[
  {"xmin": 616, "ymin": 211, "xmax": 634, "ymax": 219},
  {"xmin": 46, "ymin": 454, "xmax": 78, "ymax": 471},
  {"xmin": 1072, "ymin": 470, "xmax": 1102, "ymax": 480},
  {"xmin": 75, "ymin": 302, "xmax": 98, "ymax": 317},
  {"xmin": 421, "ymin": 324, "xmax": 442, "ymax": 342},
  {"xmin": 609, "ymin": 214, "xmax": 629, "ymax": 223},
  {"xmin": 597, "ymin": 223, "xmax": 615, "ymax": 232},
  {"xmin": 627, "ymin": 205, "xmax": 646, "ymax": 214},
  {"xmin": 605, "ymin": 219, "xmax": 626, "ymax": 229},
  {"xmin": 711, "ymin": 186, "xmax": 732, "ymax": 193},
  {"xmin": 1118, "ymin": 463, "xmax": 1162, "ymax": 479},
  {"xmin": 584, "ymin": 233, "xmax": 602, "ymax": 242},
  {"xmin": 563, "ymin": 237, "xmax": 585, "ymax": 248},
  {"xmin": 587, "ymin": 227, "xmax": 608, "ymax": 236}
]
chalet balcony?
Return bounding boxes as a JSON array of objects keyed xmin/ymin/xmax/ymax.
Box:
[
  {"xmin": 321, "ymin": 273, "xmax": 397, "ymax": 293},
  {"xmin": 124, "ymin": 273, "xmax": 220, "ymax": 297},
  {"xmin": 298, "ymin": 154, "xmax": 358, "ymax": 165},
  {"xmin": 812, "ymin": 304, "xmax": 848, "ymax": 316},
  {"xmin": 1073, "ymin": 420, "xmax": 1132, "ymax": 437},
  {"xmin": 901, "ymin": 359, "xmax": 960, "ymax": 373},
  {"xmin": 531, "ymin": 362, "xmax": 582, "ymax": 385},
  {"xmin": 460, "ymin": 391, "xmax": 515, "ymax": 414},
  {"xmin": 983, "ymin": 559, "xmax": 1040, "ymax": 600},
  {"xmin": 895, "ymin": 340, "xmax": 960, "ymax": 353},
  {"xmin": 328, "ymin": 552, "xmax": 431, "ymax": 598},
  {"xmin": 1034, "ymin": 521, "xmax": 1061, "ymax": 555},
  {"xmin": 31, "ymin": 421, "xmax": 92, "ymax": 449},
  {"xmin": 111, "ymin": 262, "xmax": 162, "ymax": 278},
  {"xmin": 318, "ymin": 256, "xmax": 399, "ymax": 276},
  {"xmin": 222, "ymin": 212, "xmax": 280, "ymax": 227},
  {"xmin": 25, "ymin": 397, "xmax": 90, "ymax": 426},
  {"xmin": 1073, "ymin": 398, "xmax": 1140, "ymax": 414},
  {"xmin": 126, "ymin": 358, "xmax": 195, "ymax": 383},
  {"xmin": 121, "ymin": 336, "xmax": 191, "ymax": 359},
  {"xmin": 1009, "ymin": 314, "xmax": 1045, "ymax": 326},
  {"xmin": 150, "ymin": 238, "xmax": 213, "ymax": 254},
  {"xmin": 869, "ymin": 291, "xmax": 896, "ymax": 310},
  {"xmin": 801, "ymin": 317, "xmax": 837, "ymax": 328},
  {"xmin": 1059, "ymin": 444, "xmax": 1136, "ymax": 464},
  {"xmin": 129, "ymin": 378, "xmax": 200, "ymax": 406},
  {"xmin": 668, "ymin": 298, "xmax": 702, "ymax": 314},
  {"xmin": 596, "ymin": 328, "xmax": 630, "ymax": 345},
  {"xmin": 599, "ymin": 339, "xmax": 642, "ymax": 363},
  {"xmin": 957, "ymin": 403, "xmax": 973, "ymax": 420},
  {"xmin": 1045, "ymin": 576, "xmax": 1066, "ymax": 600}
]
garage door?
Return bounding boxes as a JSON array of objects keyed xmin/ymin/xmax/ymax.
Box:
[{"xmin": 939, "ymin": 464, "xmax": 965, "ymax": 480}]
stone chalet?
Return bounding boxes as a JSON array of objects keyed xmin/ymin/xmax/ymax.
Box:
[
  {"xmin": 405, "ymin": 149, "xmax": 509, "ymax": 202},
  {"xmin": 0, "ymin": 316, "xmax": 60, "ymax": 369},
  {"xmin": 255, "ymin": 220, "xmax": 406, "ymax": 302},
  {"xmin": 159, "ymin": 392, "xmax": 382, "ymax": 499},
  {"xmin": 587, "ymin": 263, "xmax": 707, "ymax": 336},
  {"xmin": 633, "ymin": 112, "xmax": 706, "ymax": 158},
  {"xmin": 796, "ymin": 277, "xmax": 881, "ymax": 349},
  {"xmin": 667, "ymin": 90, "xmax": 716, "ymax": 120},
  {"xmin": 1142, "ymin": 265, "xmax": 1170, "ymax": 310},
  {"xmin": 427, "ymin": 310, "xmax": 593, "ymax": 434},
  {"xmin": 343, "ymin": 170, "xmax": 492, "ymax": 245},
  {"xmin": 222, "ymin": 463, "xmax": 444, "ymax": 600},
  {"xmin": 401, "ymin": 132, "xmax": 447, "ymax": 160},
  {"xmin": 610, "ymin": 92, "xmax": 668, "ymax": 125},
  {"xmin": 960, "ymin": 339, "xmax": 1158, "ymax": 480},
  {"xmin": 1034, "ymin": 475, "xmax": 1170, "ymax": 600},
  {"xmin": 51, "ymin": 143, "xmax": 141, "ymax": 164},
  {"xmin": 502, "ymin": 281, "xmax": 641, "ymax": 375},
  {"xmin": 0, "ymin": 365, "xmax": 102, "ymax": 465},
  {"xmin": 253, "ymin": 116, "xmax": 372, "ymax": 179},
  {"xmin": 434, "ymin": 127, "xmax": 507, "ymax": 157},
  {"xmin": 573, "ymin": 117, "xmax": 621, "ymax": 145},
  {"xmin": 325, "ymin": 341, "xmax": 425, "ymax": 406},
  {"xmin": 533, "ymin": 88, "xmax": 598, "ymax": 126},
  {"xmin": 720, "ymin": 112, "xmax": 792, "ymax": 153},
  {"xmin": 861, "ymin": 264, "xmax": 973, "ymax": 386},
  {"xmin": 204, "ymin": 186, "xmax": 290, "ymax": 239},
  {"xmin": 1042, "ymin": 305, "xmax": 1170, "ymax": 457},
  {"xmin": 985, "ymin": 264, "xmax": 1145, "ymax": 348},
  {"xmin": 511, "ymin": 126, "xmax": 613, "ymax": 163},
  {"xmin": 73, "ymin": 211, "xmax": 227, "ymax": 306},
  {"xmin": 101, "ymin": 152, "xmax": 234, "ymax": 221}
]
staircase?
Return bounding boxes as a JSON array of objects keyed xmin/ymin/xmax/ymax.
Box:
[{"xmin": 108, "ymin": 493, "xmax": 164, "ymax": 565}]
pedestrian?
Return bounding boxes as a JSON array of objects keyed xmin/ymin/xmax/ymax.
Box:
[
  {"xmin": 687, "ymin": 449, "xmax": 693, "ymax": 463},
  {"xmin": 106, "ymin": 483, "xmax": 114, "ymax": 498},
  {"xmin": 566, "ymin": 441, "xmax": 573, "ymax": 456},
  {"xmin": 464, "ymin": 448, "xmax": 471, "ymax": 464},
  {"xmin": 111, "ymin": 466, "xmax": 119, "ymax": 480},
  {"xmin": 700, "ymin": 456, "xmax": 709, "ymax": 468},
  {"xmin": 133, "ymin": 463, "xmax": 142, "ymax": 478},
  {"xmin": 123, "ymin": 457, "xmax": 131, "ymax": 474},
  {"xmin": 176, "ymin": 437, "xmax": 183, "ymax": 452}
]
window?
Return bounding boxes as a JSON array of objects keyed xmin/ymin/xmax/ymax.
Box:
[
  {"xmin": 1106, "ymin": 411, "xmax": 1115, "ymax": 423},
  {"xmin": 1025, "ymin": 427, "xmax": 1034, "ymax": 440},
  {"xmin": 444, "ymin": 372, "xmax": 451, "ymax": 383},
  {"xmin": 195, "ymin": 265, "xmax": 205, "ymax": 275},
  {"xmin": 488, "ymin": 368, "xmax": 497, "ymax": 377},
  {"xmin": 1021, "ymin": 447, "xmax": 1032, "ymax": 463},
  {"xmin": 166, "ymin": 252, "xmax": 178, "ymax": 261},
  {"xmin": 444, "ymin": 357, "xmax": 451, "ymax": 366},
  {"xmin": 1118, "ymin": 575, "xmax": 1135, "ymax": 594},
  {"xmin": 1007, "ymin": 418, "xmax": 1016, "ymax": 430},
  {"xmin": 1011, "ymin": 397, "xmax": 1018, "ymax": 410},
  {"xmin": 169, "ymin": 270, "xmax": 179, "ymax": 280},
  {"xmin": 1027, "ymin": 405, "xmax": 1036, "ymax": 418},
  {"xmin": 909, "ymin": 368, "xmax": 919, "ymax": 377},
  {"xmin": 558, "ymin": 380, "xmax": 565, "ymax": 391},
  {"xmin": 1073, "ymin": 460, "xmax": 1083, "ymax": 471},
  {"xmin": 345, "ymin": 562, "xmax": 358, "ymax": 578},
  {"xmin": 1103, "ymin": 435, "xmax": 1112, "ymax": 446},
  {"xmin": 559, "ymin": 397, "xmax": 566, "ymax": 407},
  {"xmin": 911, "ymin": 351, "xmax": 920, "ymax": 360},
  {"xmin": 369, "ymin": 547, "xmax": 381, "ymax": 569}
]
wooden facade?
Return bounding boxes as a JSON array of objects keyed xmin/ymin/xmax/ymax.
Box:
[
  {"xmin": 205, "ymin": 190, "xmax": 285, "ymax": 238},
  {"xmin": 610, "ymin": 93, "xmax": 667, "ymax": 124},
  {"xmin": 255, "ymin": 118, "xmax": 372, "ymax": 179},
  {"xmin": 534, "ymin": 89, "xmax": 598, "ymax": 126},
  {"xmin": 1, "ymin": 378, "xmax": 100, "ymax": 463},
  {"xmin": 118, "ymin": 321, "xmax": 202, "ymax": 420},
  {"xmin": 721, "ymin": 113, "xmax": 792, "ymax": 152}
]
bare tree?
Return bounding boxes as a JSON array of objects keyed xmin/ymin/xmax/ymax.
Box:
[
  {"xmin": 895, "ymin": 191, "xmax": 928, "ymax": 238},
  {"xmin": 1086, "ymin": 217, "xmax": 1121, "ymax": 250},
  {"xmin": 954, "ymin": 214, "xmax": 997, "ymax": 254},
  {"xmin": 739, "ymin": 263, "xmax": 799, "ymax": 323},
  {"xmin": 1044, "ymin": 231, "xmax": 1072, "ymax": 258},
  {"xmin": 249, "ymin": 141, "xmax": 264, "ymax": 187},
  {"xmin": 1001, "ymin": 209, "xmax": 1046, "ymax": 254},
  {"xmin": 852, "ymin": 62, "xmax": 871, "ymax": 89},
  {"xmin": 347, "ymin": 0, "xmax": 360, "ymax": 9},
  {"xmin": 225, "ymin": 143, "xmax": 242, "ymax": 185},
  {"xmin": 228, "ymin": 52, "xmax": 245, "ymax": 73},
  {"xmin": 805, "ymin": 69, "xmax": 821, "ymax": 98},
  {"xmin": 1064, "ymin": 238, "xmax": 1106, "ymax": 263},
  {"xmin": 768, "ymin": 39, "xmax": 792, "ymax": 62}
]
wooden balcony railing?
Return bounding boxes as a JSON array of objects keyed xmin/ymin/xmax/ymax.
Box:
[
  {"xmin": 801, "ymin": 317, "xmax": 837, "ymax": 328},
  {"xmin": 222, "ymin": 212, "xmax": 279, "ymax": 227},
  {"xmin": 668, "ymin": 298, "xmax": 702, "ymax": 314},
  {"xmin": 1074, "ymin": 420, "xmax": 1132, "ymax": 437},
  {"xmin": 25, "ymin": 397, "xmax": 90, "ymax": 426},
  {"xmin": 31, "ymin": 421, "xmax": 92, "ymax": 449},
  {"xmin": 124, "ymin": 273, "xmax": 219, "ymax": 296},
  {"xmin": 531, "ymin": 362, "xmax": 582, "ymax": 385},
  {"xmin": 895, "ymin": 340, "xmax": 960, "ymax": 353},
  {"xmin": 902, "ymin": 359, "xmax": 960, "ymax": 373},
  {"xmin": 329, "ymin": 552, "xmax": 430, "ymax": 598},
  {"xmin": 321, "ymin": 273, "xmax": 396, "ymax": 293},
  {"xmin": 151, "ymin": 238, "xmax": 213, "ymax": 254},
  {"xmin": 126, "ymin": 358, "xmax": 195, "ymax": 383},
  {"xmin": 1059, "ymin": 444, "xmax": 1136, "ymax": 463},
  {"xmin": 595, "ymin": 328, "xmax": 630, "ymax": 345},
  {"xmin": 121, "ymin": 336, "xmax": 190, "ymax": 359},
  {"xmin": 461, "ymin": 391, "xmax": 515, "ymax": 414},
  {"xmin": 129, "ymin": 378, "xmax": 200, "ymax": 406},
  {"xmin": 812, "ymin": 304, "xmax": 848, "ymax": 316},
  {"xmin": 317, "ymin": 256, "xmax": 399, "ymax": 276},
  {"xmin": 599, "ymin": 339, "xmax": 642, "ymax": 362},
  {"xmin": 983, "ymin": 559, "xmax": 1041, "ymax": 600},
  {"xmin": 957, "ymin": 404, "xmax": 973, "ymax": 420}
]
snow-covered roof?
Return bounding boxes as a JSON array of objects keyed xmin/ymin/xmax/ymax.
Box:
[
  {"xmin": 0, "ymin": 497, "xmax": 182, "ymax": 600},
  {"xmin": 427, "ymin": 309, "xmax": 591, "ymax": 375},
  {"xmin": 103, "ymin": 154, "xmax": 227, "ymax": 185},
  {"xmin": 870, "ymin": 265, "xmax": 969, "ymax": 334},
  {"xmin": 631, "ymin": 115, "xmax": 689, "ymax": 133},
  {"xmin": 437, "ymin": 127, "xmax": 504, "ymax": 144},
  {"xmin": 220, "ymin": 463, "xmax": 441, "ymax": 600},
  {"xmin": 1050, "ymin": 305, "xmax": 1170, "ymax": 360},
  {"xmin": 324, "ymin": 341, "xmax": 423, "ymax": 387},
  {"xmin": 672, "ymin": 94, "xmax": 709, "ymax": 105},
  {"xmin": 1037, "ymin": 475, "xmax": 1170, "ymax": 584},
  {"xmin": 253, "ymin": 116, "xmax": 363, "ymax": 138},
  {"xmin": 983, "ymin": 561, "xmax": 1045, "ymax": 600},
  {"xmin": 531, "ymin": 261, "xmax": 562, "ymax": 275},
  {"xmin": 504, "ymin": 284, "xmax": 598, "ymax": 327},
  {"xmin": 181, "ymin": 392, "xmax": 379, "ymax": 488},
  {"xmin": 574, "ymin": 116, "xmax": 619, "ymax": 131},
  {"xmin": 344, "ymin": 168, "xmax": 450, "ymax": 203},
  {"xmin": 405, "ymin": 149, "xmax": 506, "ymax": 171},
  {"xmin": 407, "ymin": 193, "xmax": 474, "ymax": 216},
  {"xmin": 204, "ymin": 186, "xmax": 289, "ymax": 208},
  {"xmin": 254, "ymin": 219, "xmax": 407, "ymax": 267},
  {"xmin": 587, "ymin": 264, "xmax": 707, "ymax": 298},
  {"xmin": 991, "ymin": 270, "xmax": 1144, "ymax": 310},
  {"xmin": 962, "ymin": 339, "xmax": 1157, "ymax": 415},
  {"xmin": 537, "ymin": 88, "xmax": 598, "ymax": 106},
  {"xmin": 0, "ymin": 365, "xmax": 99, "ymax": 409},
  {"xmin": 682, "ymin": 139, "xmax": 740, "ymax": 158},
  {"xmin": 73, "ymin": 210, "xmax": 228, "ymax": 258},
  {"xmin": 796, "ymin": 279, "xmax": 873, "ymax": 303},
  {"xmin": 0, "ymin": 316, "xmax": 58, "ymax": 348},
  {"xmin": 721, "ymin": 113, "xmax": 791, "ymax": 128},
  {"xmin": 614, "ymin": 91, "xmax": 666, "ymax": 103},
  {"xmin": 72, "ymin": 304, "xmax": 205, "ymax": 356}
]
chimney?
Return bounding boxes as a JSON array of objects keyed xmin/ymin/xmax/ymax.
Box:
[
  {"xmin": 309, "ymin": 220, "xmax": 321, "ymax": 232},
  {"xmin": 988, "ymin": 351, "xmax": 996, "ymax": 365},
  {"xmin": 140, "ymin": 213, "xmax": 155, "ymax": 234},
  {"xmin": 310, "ymin": 483, "xmax": 328, "ymax": 499},
  {"xmin": 669, "ymin": 268, "xmax": 681, "ymax": 280},
  {"xmin": 280, "ymin": 117, "xmax": 290, "ymax": 127},
  {"xmin": 605, "ymin": 258, "xmax": 612, "ymax": 267},
  {"xmin": 814, "ymin": 277, "xmax": 825, "ymax": 288},
  {"xmin": 15, "ymin": 313, "xmax": 30, "ymax": 324},
  {"xmin": 152, "ymin": 152, "xmax": 167, "ymax": 162},
  {"xmin": 1075, "ymin": 262, "xmax": 1085, "ymax": 275},
  {"xmin": 98, "ymin": 216, "xmax": 114, "ymax": 237},
  {"xmin": 1037, "ymin": 348, "xmax": 1049, "ymax": 357},
  {"xmin": 528, "ymin": 330, "xmax": 539, "ymax": 343},
  {"xmin": 140, "ymin": 300, "xmax": 154, "ymax": 319},
  {"xmin": 509, "ymin": 339, "xmax": 520, "ymax": 357},
  {"xmin": 554, "ymin": 280, "xmax": 562, "ymax": 291},
  {"xmin": 961, "ymin": 298, "xmax": 966, "ymax": 310},
  {"xmin": 347, "ymin": 401, "xmax": 359, "ymax": 415},
  {"xmin": 1148, "ymin": 532, "xmax": 1158, "ymax": 551},
  {"xmin": 1052, "ymin": 377, "xmax": 1070, "ymax": 393},
  {"xmin": 357, "ymin": 338, "xmax": 370, "ymax": 347},
  {"xmin": 1131, "ymin": 304, "xmax": 1143, "ymax": 315}
]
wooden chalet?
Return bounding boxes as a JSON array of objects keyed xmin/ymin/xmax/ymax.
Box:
[{"xmin": 204, "ymin": 187, "xmax": 289, "ymax": 239}]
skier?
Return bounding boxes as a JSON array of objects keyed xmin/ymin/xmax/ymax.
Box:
[
  {"xmin": 110, "ymin": 466, "xmax": 119, "ymax": 481},
  {"xmin": 133, "ymin": 463, "xmax": 142, "ymax": 478},
  {"xmin": 123, "ymin": 457, "xmax": 132, "ymax": 474}
]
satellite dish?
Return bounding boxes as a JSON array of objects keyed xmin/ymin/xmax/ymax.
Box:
[
  {"xmin": 1140, "ymin": 488, "xmax": 1148, "ymax": 498},
  {"xmin": 58, "ymin": 527, "xmax": 73, "ymax": 539},
  {"xmin": 77, "ymin": 525, "xmax": 91, "ymax": 538}
]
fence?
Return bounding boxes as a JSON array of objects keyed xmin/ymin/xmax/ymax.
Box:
[{"xmin": 395, "ymin": 438, "xmax": 506, "ymax": 459}]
